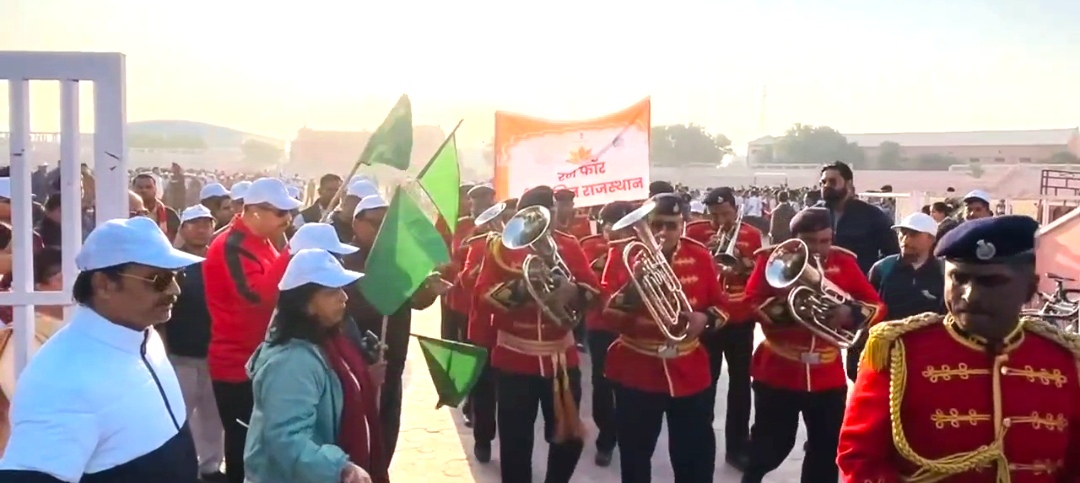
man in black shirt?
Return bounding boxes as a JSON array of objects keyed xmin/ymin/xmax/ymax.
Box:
[{"xmin": 816, "ymin": 161, "xmax": 899, "ymax": 275}]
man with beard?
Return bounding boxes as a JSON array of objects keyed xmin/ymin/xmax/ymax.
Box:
[
  {"xmin": 816, "ymin": 162, "xmax": 898, "ymax": 275},
  {"xmin": 294, "ymin": 174, "xmax": 343, "ymax": 228},
  {"xmin": 837, "ymin": 215, "xmax": 1080, "ymax": 481}
]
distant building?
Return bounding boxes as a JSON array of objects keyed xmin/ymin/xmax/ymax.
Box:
[
  {"xmin": 748, "ymin": 128, "xmax": 1080, "ymax": 167},
  {"xmin": 286, "ymin": 125, "xmax": 446, "ymax": 176}
]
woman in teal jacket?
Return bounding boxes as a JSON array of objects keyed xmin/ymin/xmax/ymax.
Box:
[{"xmin": 244, "ymin": 249, "xmax": 387, "ymax": 483}]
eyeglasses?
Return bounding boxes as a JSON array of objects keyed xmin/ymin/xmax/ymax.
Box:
[{"xmin": 118, "ymin": 270, "xmax": 184, "ymax": 292}]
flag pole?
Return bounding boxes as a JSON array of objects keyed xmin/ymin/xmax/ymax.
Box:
[
  {"xmin": 376, "ymin": 314, "xmax": 389, "ymax": 411},
  {"xmin": 416, "ymin": 119, "xmax": 464, "ymax": 179}
]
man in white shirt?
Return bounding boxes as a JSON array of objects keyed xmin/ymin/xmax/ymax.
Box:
[
  {"xmin": 0, "ymin": 217, "xmax": 203, "ymax": 482},
  {"xmin": 743, "ymin": 190, "xmax": 763, "ymax": 217}
]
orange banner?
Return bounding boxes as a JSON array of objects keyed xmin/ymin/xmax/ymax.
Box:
[{"xmin": 494, "ymin": 98, "xmax": 651, "ymax": 206}]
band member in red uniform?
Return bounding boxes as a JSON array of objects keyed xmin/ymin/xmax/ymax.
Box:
[
  {"xmin": 579, "ymin": 200, "xmax": 635, "ymax": 467},
  {"xmin": 837, "ymin": 215, "xmax": 1080, "ymax": 482},
  {"xmin": 439, "ymin": 184, "xmax": 475, "ymax": 343},
  {"xmin": 686, "ymin": 187, "xmax": 761, "ymax": 470},
  {"xmin": 473, "ymin": 186, "xmax": 601, "ymax": 483},
  {"xmin": 554, "ymin": 189, "xmax": 593, "ymax": 240},
  {"xmin": 602, "ymin": 193, "xmax": 728, "ymax": 483},
  {"xmin": 742, "ymin": 207, "xmax": 884, "ymax": 483}
]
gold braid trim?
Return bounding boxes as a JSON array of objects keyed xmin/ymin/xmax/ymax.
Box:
[
  {"xmin": 1020, "ymin": 315, "xmax": 1080, "ymax": 389},
  {"xmin": 862, "ymin": 312, "xmax": 943, "ymax": 373},
  {"xmin": 487, "ymin": 234, "xmax": 523, "ymax": 276}
]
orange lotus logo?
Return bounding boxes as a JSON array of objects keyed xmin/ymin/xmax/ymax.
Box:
[{"xmin": 566, "ymin": 146, "xmax": 595, "ymax": 165}]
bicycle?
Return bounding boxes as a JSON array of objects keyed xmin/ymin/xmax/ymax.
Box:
[{"xmin": 1023, "ymin": 272, "xmax": 1080, "ymax": 333}]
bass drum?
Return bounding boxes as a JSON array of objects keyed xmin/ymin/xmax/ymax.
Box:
[{"xmin": 0, "ymin": 313, "xmax": 66, "ymax": 455}]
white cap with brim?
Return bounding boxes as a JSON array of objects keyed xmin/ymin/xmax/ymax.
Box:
[
  {"xmin": 76, "ymin": 217, "xmax": 205, "ymax": 271},
  {"xmin": 180, "ymin": 205, "xmax": 215, "ymax": 223},
  {"xmin": 230, "ymin": 181, "xmax": 252, "ymax": 201},
  {"xmin": 347, "ymin": 180, "xmax": 380, "ymax": 199},
  {"xmin": 199, "ymin": 183, "xmax": 229, "ymax": 200},
  {"xmin": 279, "ymin": 248, "xmax": 364, "ymax": 291},
  {"xmin": 892, "ymin": 212, "xmax": 938, "ymax": 236},
  {"xmin": 290, "ymin": 223, "xmax": 358, "ymax": 255},
  {"xmin": 286, "ymin": 185, "xmax": 301, "ymax": 200},
  {"xmin": 963, "ymin": 189, "xmax": 991, "ymax": 204},
  {"xmin": 353, "ymin": 194, "xmax": 389, "ymax": 218},
  {"xmin": 244, "ymin": 178, "xmax": 303, "ymax": 211}
]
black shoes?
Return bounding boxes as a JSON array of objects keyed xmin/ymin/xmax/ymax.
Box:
[
  {"xmin": 475, "ymin": 442, "xmax": 492, "ymax": 463},
  {"xmin": 725, "ymin": 451, "xmax": 749, "ymax": 472},
  {"xmin": 594, "ymin": 448, "xmax": 613, "ymax": 467}
]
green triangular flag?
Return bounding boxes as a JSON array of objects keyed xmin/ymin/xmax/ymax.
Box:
[
  {"xmin": 357, "ymin": 187, "xmax": 450, "ymax": 315},
  {"xmin": 412, "ymin": 334, "xmax": 488, "ymax": 408},
  {"xmin": 417, "ymin": 128, "xmax": 461, "ymax": 233},
  {"xmin": 358, "ymin": 95, "xmax": 413, "ymax": 171}
]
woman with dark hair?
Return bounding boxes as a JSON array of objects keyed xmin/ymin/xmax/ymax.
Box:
[{"xmin": 244, "ymin": 248, "xmax": 385, "ymax": 483}]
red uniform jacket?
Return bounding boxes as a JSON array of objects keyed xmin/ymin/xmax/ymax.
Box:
[
  {"xmin": 462, "ymin": 232, "xmax": 496, "ymax": 348},
  {"xmin": 473, "ymin": 231, "xmax": 600, "ymax": 377},
  {"xmin": 601, "ymin": 238, "xmax": 727, "ymax": 397},
  {"xmin": 744, "ymin": 245, "xmax": 884, "ymax": 392},
  {"xmin": 837, "ymin": 314, "xmax": 1080, "ymax": 482},
  {"xmin": 567, "ymin": 212, "xmax": 593, "ymax": 240},
  {"xmin": 579, "ymin": 234, "xmax": 611, "ymax": 332},
  {"xmin": 443, "ymin": 217, "xmax": 476, "ymax": 314},
  {"xmin": 684, "ymin": 220, "xmax": 763, "ymax": 323}
]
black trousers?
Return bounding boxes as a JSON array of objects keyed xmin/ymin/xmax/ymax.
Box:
[
  {"xmin": 614, "ymin": 384, "xmax": 715, "ymax": 483},
  {"xmin": 846, "ymin": 331, "xmax": 869, "ymax": 382},
  {"xmin": 381, "ymin": 358, "xmax": 406, "ymax": 463},
  {"xmin": 700, "ymin": 321, "xmax": 754, "ymax": 455},
  {"xmin": 586, "ymin": 329, "xmax": 617, "ymax": 453},
  {"xmin": 470, "ymin": 358, "xmax": 498, "ymax": 444},
  {"xmin": 497, "ymin": 369, "xmax": 584, "ymax": 483},
  {"xmin": 211, "ymin": 380, "xmax": 253, "ymax": 483},
  {"xmin": 441, "ymin": 306, "xmax": 467, "ymax": 342},
  {"xmin": 741, "ymin": 382, "xmax": 846, "ymax": 483}
]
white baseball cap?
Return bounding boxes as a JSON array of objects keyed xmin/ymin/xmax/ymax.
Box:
[
  {"xmin": 290, "ymin": 223, "xmax": 358, "ymax": 255},
  {"xmin": 180, "ymin": 205, "xmax": 215, "ymax": 224},
  {"xmin": 0, "ymin": 178, "xmax": 10, "ymax": 199},
  {"xmin": 243, "ymin": 178, "xmax": 303, "ymax": 211},
  {"xmin": 349, "ymin": 175, "xmax": 375, "ymax": 187},
  {"xmin": 689, "ymin": 200, "xmax": 705, "ymax": 214},
  {"xmin": 286, "ymin": 185, "xmax": 301, "ymax": 200},
  {"xmin": 199, "ymin": 182, "xmax": 229, "ymax": 200},
  {"xmin": 347, "ymin": 180, "xmax": 380, "ymax": 199},
  {"xmin": 230, "ymin": 181, "xmax": 252, "ymax": 201},
  {"xmin": 963, "ymin": 189, "xmax": 991, "ymax": 204},
  {"xmin": 892, "ymin": 212, "xmax": 938, "ymax": 236},
  {"xmin": 353, "ymin": 194, "xmax": 389, "ymax": 218},
  {"xmin": 76, "ymin": 217, "xmax": 205, "ymax": 271},
  {"xmin": 278, "ymin": 248, "xmax": 364, "ymax": 291}
]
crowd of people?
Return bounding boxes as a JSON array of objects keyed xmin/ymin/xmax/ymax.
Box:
[{"xmin": 0, "ymin": 157, "xmax": 1070, "ymax": 483}]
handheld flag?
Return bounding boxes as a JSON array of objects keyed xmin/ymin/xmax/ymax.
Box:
[
  {"xmin": 358, "ymin": 188, "xmax": 450, "ymax": 315},
  {"xmin": 413, "ymin": 334, "xmax": 487, "ymax": 408},
  {"xmin": 417, "ymin": 120, "xmax": 463, "ymax": 232},
  {"xmin": 358, "ymin": 95, "xmax": 414, "ymax": 171}
]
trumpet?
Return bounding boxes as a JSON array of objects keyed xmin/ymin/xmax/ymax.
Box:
[
  {"xmin": 611, "ymin": 199, "xmax": 696, "ymax": 344},
  {"xmin": 763, "ymin": 238, "xmax": 859, "ymax": 349},
  {"xmin": 713, "ymin": 210, "xmax": 744, "ymax": 270},
  {"xmin": 501, "ymin": 205, "xmax": 579, "ymax": 328},
  {"xmin": 473, "ymin": 202, "xmax": 507, "ymax": 233}
]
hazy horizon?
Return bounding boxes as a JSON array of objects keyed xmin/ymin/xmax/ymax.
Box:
[{"xmin": 3, "ymin": 0, "xmax": 1079, "ymax": 149}]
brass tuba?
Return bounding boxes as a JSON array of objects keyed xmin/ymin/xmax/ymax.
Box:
[
  {"xmin": 501, "ymin": 205, "xmax": 579, "ymax": 328},
  {"xmin": 474, "ymin": 202, "xmax": 507, "ymax": 233},
  {"xmin": 713, "ymin": 209, "xmax": 745, "ymax": 270},
  {"xmin": 611, "ymin": 199, "xmax": 697, "ymax": 343},
  {"xmin": 763, "ymin": 238, "xmax": 859, "ymax": 348}
]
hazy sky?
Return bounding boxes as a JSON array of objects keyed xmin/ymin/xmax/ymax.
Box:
[{"xmin": 2, "ymin": 0, "xmax": 1079, "ymax": 148}]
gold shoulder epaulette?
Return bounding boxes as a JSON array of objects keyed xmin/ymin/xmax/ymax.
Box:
[
  {"xmin": 862, "ymin": 312, "xmax": 944, "ymax": 372},
  {"xmin": 753, "ymin": 245, "xmax": 775, "ymax": 256},
  {"xmin": 1022, "ymin": 316, "xmax": 1080, "ymax": 362},
  {"xmin": 829, "ymin": 245, "xmax": 857, "ymax": 258}
]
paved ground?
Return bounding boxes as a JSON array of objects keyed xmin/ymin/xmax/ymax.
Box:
[{"xmin": 389, "ymin": 305, "xmax": 813, "ymax": 482}]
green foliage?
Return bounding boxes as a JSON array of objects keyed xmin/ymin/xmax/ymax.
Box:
[
  {"xmin": 651, "ymin": 124, "xmax": 733, "ymax": 166},
  {"xmin": 129, "ymin": 133, "xmax": 208, "ymax": 150},
  {"xmin": 1044, "ymin": 151, "xmax": 1080, "ymax": 164},
  {"xmin": 773, "ymin": 124, "xmax": 865, "ymax": 166},
  {"xmin": 876, "ymin": 141, "xmax": 903, "ymax": 169},
  {"xmin": 241, "ymin": 139, "xmax": 285, "ymax": 165}
]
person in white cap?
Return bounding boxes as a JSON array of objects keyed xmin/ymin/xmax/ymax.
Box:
[
  {"xmin": 961, "ymin": 189, "xmax": 993, "ymax": 220},
  {"xmin": 294, "ymin": 175, "xmax": 344, "ymax": 230},
  {"xmin": 227, "ymin": 180, "xmax": 252, "ymax": 218},
  {"xmin": 290, "ymin": 223, "xmax": 358, "ymax": 256},
  {"xmin": 244, "ymin": 249, "xmax": 383, "ymax": 483},
  {"xmin": 0, "ymin": 217, "xmax": 203, "ymax": 482},
  {"xmin": 202, "ymin": 177, "xmax": 300, "ymax": 483},
  {"xmin": 199, "ymin": 182, "xmax": 233, "ymax": 226},
  {"xmin": 689, "ymin": 200, "xmax": 707, "ymax": 221},
  {"xmin": 327, "ymin": 180, "xmax": 380, "ymax": 243}
]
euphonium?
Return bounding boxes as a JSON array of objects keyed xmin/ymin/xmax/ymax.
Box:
[
  {"xmin": 713, "ymin": 210, "xmax": 744, "ymax": 270},
  {"xmin": 763, "ymin": 238, "xmax": 859, "ymax": 349},
  {"xmin": 473, "ymin": 202, "xmax": 507, "ymax": 233},
  {"xmin": 501, "ymin": 205, "xmax": 579, "ymax": 328},
  {"xmin": 611, "ymin": 199, "xmax": 697, "ymax": 343}
]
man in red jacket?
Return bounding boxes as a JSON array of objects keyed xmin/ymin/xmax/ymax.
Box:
[{"xmin": 202, "ymin": 177, "xmax": 298, "ymax": 483}]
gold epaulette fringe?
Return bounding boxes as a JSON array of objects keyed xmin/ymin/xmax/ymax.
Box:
[
  {"xmin": 1022, "ymin": 315, "xmax": 1080, "ymax": 361},
  {"xmin": 487, "ymin": 234, "xmax": 523, "ymax": 276},
  {"xmin": 862, "ymin": 312, "xmax": 943, "ymax": 373}
]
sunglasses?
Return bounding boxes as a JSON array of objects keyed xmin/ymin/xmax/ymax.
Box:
[
  {"xmin": 650, "ymin": 220, "xmax": 680, "ymax": 231},
  {"xmin": 119, "ymin": 270, "xmax": 184, "ymax": 292}
]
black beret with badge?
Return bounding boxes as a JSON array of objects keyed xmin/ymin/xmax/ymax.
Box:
[
  {"xmin": 933, "ymin": 214, "xmax": 1038, "ymax": 263},
  {"xmin": 649, "ymin": 193, "xmax": 684, "ymax": 218},
  {"xmin": 519, "ymin": 185, "xmax": 555, "ymax": 210}
]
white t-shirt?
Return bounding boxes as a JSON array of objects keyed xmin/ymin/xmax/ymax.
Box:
[{"xmin": 744, "ymin": 196, "xmax": 763, "ymax": 216}]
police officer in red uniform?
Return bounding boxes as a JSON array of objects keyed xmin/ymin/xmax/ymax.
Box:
[
  {"xmin": 742, "ymin": 207, "xmax": 885, "ymax": 483},
  {"xmin": 685, "ymin": 187, "xmax": 761, "ymax": 469},
  {"xmin": 579, "ymin": 200, "xmax": 635, "ymax": 467},
  {"xmin": 837, "ymin": 215, "xmax": 1080, "ymax": 482},
  {"xmin": 473, "ymin": 186, "xmax": 601, "ymax": 483},
  {"xmin": 602, "ymin": 193, "xmax": 728, "ymax": 483}
]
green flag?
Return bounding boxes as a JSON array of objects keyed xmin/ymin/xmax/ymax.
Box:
[
  {"xmin": 413, "ymin": 334, "xmax": 487, "ymax": 408},
  {"xmin": 417, "ymin": 125, "xmax": 462, "ymax": 232},
  {"xmin": 357, "ymin": 188, "xmax": 450, "ymax": 315},
  {"xmin": 357, "ymin": 95, "xmax": 413, "ymax": 171}
]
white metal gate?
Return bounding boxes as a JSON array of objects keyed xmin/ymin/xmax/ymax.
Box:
[{"xmin": 0, "ymin": 51, "xmax": 129, "ymax": 379}]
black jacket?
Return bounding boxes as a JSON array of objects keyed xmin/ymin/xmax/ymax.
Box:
[{"xmin": 818, "ymin": 198, "xmax": 900, "ymax": 274}]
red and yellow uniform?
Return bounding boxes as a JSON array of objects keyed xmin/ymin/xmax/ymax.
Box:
[
  {"xmin": 744, "ymin": 245, "xmax": 885, "ymax": 392},
  {"xmin": 837, "ymin": 314, "xmax": 1080, "ymax": 482},
  {"xmin": 601, "ymin": 237, "xmax": 728, "ymax": 397},
  {"xmin": 444, "ymin": 216, "xmax": 476, "ymax": 316},
  {"xmin": 567, "ymin": 209, "xmax": 594, "ymax": 239},
  {"xmin": 462, "ymin": 231, "xmax": 497, "ymax": 348},
  {"xmin": 579, "ymin": 234, "xmax": 611, "ymax": 332},
  {"xmin": 686, "ymin": 220, "xmax": 764, "ymax": 323}
]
